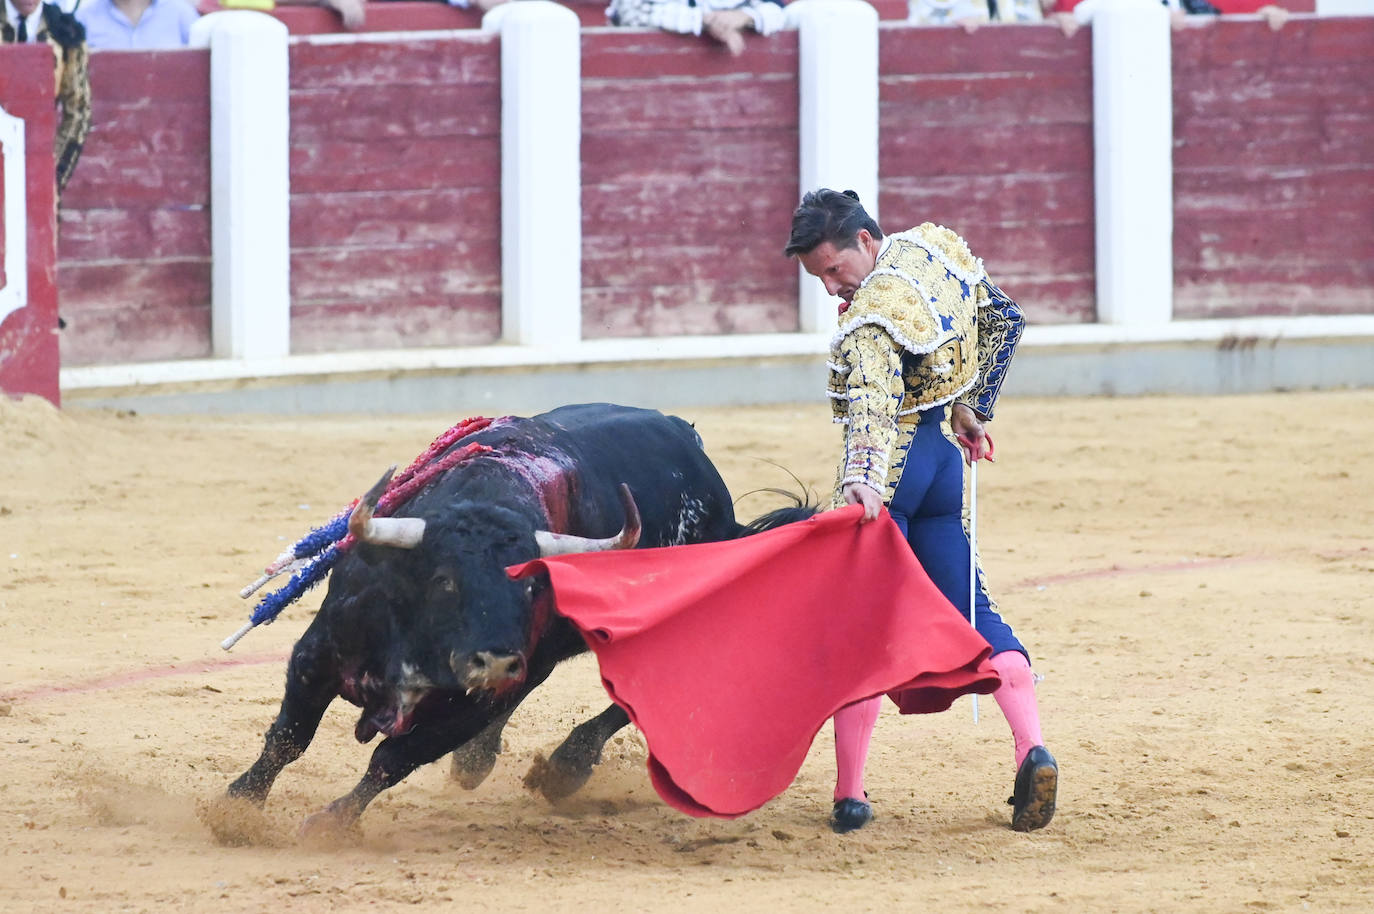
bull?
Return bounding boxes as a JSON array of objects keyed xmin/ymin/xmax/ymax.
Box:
[{"xmin": 208, "ymin": 403, "xmax": 809, "ymax": 842}]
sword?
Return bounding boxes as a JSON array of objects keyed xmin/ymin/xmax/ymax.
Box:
[
  {"xmin": 958, "ymin": 431, "xmax": 995, "ymax": 724},
  {"xmin": 969, "ymin": 457, "xmax": 979, "ymax": 724}
]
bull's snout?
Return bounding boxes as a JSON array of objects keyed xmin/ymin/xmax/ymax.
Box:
[{"xmin": 452, "ymin": 649, "xmax": 527, "ymax": 694}]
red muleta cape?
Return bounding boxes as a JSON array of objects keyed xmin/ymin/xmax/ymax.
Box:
[{"xmin": 507, "ymin": 505, "xmax": 999, "ymax": 819}]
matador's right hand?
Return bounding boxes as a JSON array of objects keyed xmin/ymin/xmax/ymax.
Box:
[{"xmin": 843, "ymin": 482, "xmax": 884, "ymax": 523}]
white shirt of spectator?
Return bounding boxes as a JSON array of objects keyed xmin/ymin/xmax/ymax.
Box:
[
  {"xmin": 1070, "ymin": 0, "xmax": 1184, "ymax": 24},
  {"xmin": 604, "ymin": 0, "xmax": 786, "ymax": 38},
  {"xmin": 6, "ymin": 0, "xmax": 45, "ymax": 41},
  {"xmin": 76, "ymin": 0, "xmax": 200, "ymax": 50}
]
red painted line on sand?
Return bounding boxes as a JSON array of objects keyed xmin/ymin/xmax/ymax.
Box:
[
  {"xmin": 8, "ymin": 548, "xmax": 1367, "ymax": 703},
  {"xmin": 1012, "ymin": 555, "xmax": 1266, "ymax": 590},
  {"xmin": 3, "ymin": 649, "xmax": 290, "ymax": 703},
  {"xmin": 1012, "ymin": 546, "xmax": 1368, "ymax": 591}
]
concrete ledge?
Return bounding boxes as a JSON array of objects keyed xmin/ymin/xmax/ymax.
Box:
[{"xmin": 59, "ymin": 316, "xmax": 1374, "ymax": 414}]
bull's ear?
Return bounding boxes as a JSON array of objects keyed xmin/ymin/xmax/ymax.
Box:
[{"xmin": 352, "ymin": 542, "xmax": 390, "ymax": 567}]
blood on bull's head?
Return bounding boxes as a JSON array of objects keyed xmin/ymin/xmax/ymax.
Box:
[{"xmin": 347, "ymin": 472, "xmax": 641, "ymax": 701}]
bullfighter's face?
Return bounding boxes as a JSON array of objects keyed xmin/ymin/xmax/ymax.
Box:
[{"xmin": 796, "ymin": 229, "xmax": 882, "ymax": 304}]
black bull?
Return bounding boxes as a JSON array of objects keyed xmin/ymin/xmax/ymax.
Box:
[{"xmin": 211, "ymin": 403, "xmax": 811, "ymax": 840}]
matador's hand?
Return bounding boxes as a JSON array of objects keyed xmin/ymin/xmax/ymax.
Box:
[
  {"xmin": 951, "ymin": 403, "xmax": 996, "ymax": 464},
  {"xmin": 843, "ymin": 482, "xmax": 883, "ymax": 523}
]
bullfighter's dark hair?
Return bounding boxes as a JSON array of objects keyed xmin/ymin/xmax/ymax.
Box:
[{"xmin": 782, "ymin": 188, "xmax": 884, "ymax": 258}]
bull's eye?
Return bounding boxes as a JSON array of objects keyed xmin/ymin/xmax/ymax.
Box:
[{"xmin": 431, "ymin": 572, "xmax": 458, "ymax": 595}]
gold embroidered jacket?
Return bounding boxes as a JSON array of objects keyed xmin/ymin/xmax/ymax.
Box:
[
  {"xmin": 1, "ymin": 4, "xmax": 92, "ymax": 194},
  {"xmin": 827, "ymin": 223, "xmax": 1024, "ymax": 498}
]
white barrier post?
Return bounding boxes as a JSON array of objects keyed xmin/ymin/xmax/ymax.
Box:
[
  {"xmin": 0, "ymin": 105, "xmax": 27, "ymax": 328},
  {"xmin": 789, "ymin": 0, "xmax": 880, "ymax": 334},
  {"xmin": 190, "ymin": 12, "xmax": 292, "ymax": 360},
  {"xmin": 1092, "ymin": 0, "xmax": 1173, "ymax": 325},
  {"xmin": 484, "ymin": 2, "xmax": 582, "ymax": 347},
  {"xmin": 1316, "ymin": 0, "xmax": 1374, "ymax": 14}
]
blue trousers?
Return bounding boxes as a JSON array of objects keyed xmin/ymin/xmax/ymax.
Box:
[{"xmin": 886, "ymin": 405, "xmax": 1027, "ymax": 660}]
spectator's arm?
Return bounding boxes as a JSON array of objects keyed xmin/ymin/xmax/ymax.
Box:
[
  {"xmin": 744, "ymin": 0, "xmax": 785, "ymax": 34},
  {"xmin": 1255, "ymin": 4, "xmax": 1289, "ymax": 29},
  {"xmin": 610, "ymin": 0, "xmax": 704, "ymax": 34}
]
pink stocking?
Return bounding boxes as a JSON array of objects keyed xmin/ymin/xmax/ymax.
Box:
[
  {"xmin": 832, "ymin": 696, "xmax": 882, "ymax": 801},
  {"xmin": 990, "ymin": 650, "xmax": 1044, "ymax": 767}
]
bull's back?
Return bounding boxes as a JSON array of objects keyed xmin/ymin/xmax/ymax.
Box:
[{"xmin": 536, "ymin": 404, "xmax": 738, "ymax": 546}]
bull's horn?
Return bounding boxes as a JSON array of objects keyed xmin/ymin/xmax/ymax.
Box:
[
  {"xmin": 535, "ymin": 484, "xmax": 641, "ymax": 557},
  {"xmin": 348, "ymin": 465, "xmax": 426, "ymax": 549}
]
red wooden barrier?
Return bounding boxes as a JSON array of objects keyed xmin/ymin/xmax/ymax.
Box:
[
  {"xmin": 288, "ymin": 35, "xmax": 503, "ymax": 353},
  {"xmin": 45, "ymin": 17, "xmax": 1374, "ymax": 371},
  {"xmin": 259, "ymin": 0, "xmax": 908, "ymax": 35},
  {"xmin": 580, "ymin": 30, "xmax": 801, "ymax": 338},
  {"xmin": 268, "ymin": 0, "xmax": 607, "ymax": 31},
  {"xmin": 57, "ymin": 50, "xmax": 212, "ymax": 368},
  {"xmin": 878, "ymin": 24, "xmax": 1096, "ymax": 325},
  {"xmin": 0, "ymin": 44, "xmax": 61, "ymax": 404},
  {"xmin": 1172, "ymin": 17, "xmax": 1374, "ymax": 318}
]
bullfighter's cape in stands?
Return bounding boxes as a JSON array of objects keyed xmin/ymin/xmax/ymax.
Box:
[{"xmin": 508, "ymin": 505, "xmax": 1000, "ymax": 819}]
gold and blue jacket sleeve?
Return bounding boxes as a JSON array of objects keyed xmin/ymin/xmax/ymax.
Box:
[{"xmin": 956, "ymin": 279, "xmax": 1024, "ymax": 422}]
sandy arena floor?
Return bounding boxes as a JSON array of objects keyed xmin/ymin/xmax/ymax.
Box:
[{"xmin": 1, "ymin": 389, "xmax": 1371, "ymax": 913}]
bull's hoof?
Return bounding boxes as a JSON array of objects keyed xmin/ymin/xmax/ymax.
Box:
[
  {"xmin": 298, "ymin": 807, "xmax": 363, "ymax": 847},
  {"xmin": 522, "ymin": 751, "xmax": 594, "ymax": 803},
  {"xmin": 449, "ymin": 743, "xmax": 498, "ymax": 791},
  {"xmin": 197, "ymin": 794, "xmax": 281, "ymax": 848}
]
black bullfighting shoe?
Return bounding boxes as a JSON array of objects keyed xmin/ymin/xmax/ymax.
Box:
[
  {"xmin": 830, "ymin": 797, "xmax": 873, "ymax": 834},
  {"xmin": 1008, "ymin": 745, "xmax": 1058, "ymax": 832}
]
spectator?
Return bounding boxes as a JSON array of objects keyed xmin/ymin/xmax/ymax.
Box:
[
  {"xmin": 76, "ymin": 0, "xmax": 200, "ymax": 49},
  {"xmin": 447, "ymin": 0, "xmax": 509, "ymax": 14},
  {"xmin": 988, "ymin": 0, "xmax": 1050, "ymax": 21},
  {"xmin": 1206, "ymin": 0, "xmax": 1289, "ymax": 28},
  {"xmin": 220, "ymin": 0, "xmax": 367, "ymax": 32},
  {"xmin": 907, "ymin": 0, "xmax": 988, "ymax": 30},
  {"xmin": 606, "ymin": 0, "xmax": 785, "ymax": 57},
  {"xmin": 1049, "ymin": 0, "xmax": 1286, "ymax": 35},
  {"xmin": 2, "ymin": 0, "xmax": 91, "ymax": 197},
  {"xmin": 260, "ymin": 0, "xmax": 508, "ymax": 32},
  {"xmin": 909, "ymin": 0, "xmax": 1049, "ymax": 28}
]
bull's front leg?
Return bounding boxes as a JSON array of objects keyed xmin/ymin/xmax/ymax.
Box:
[
  {"xmin": 202, "ymin": 636, "xmax": 339, "ymax": 845},
  {"xmin": 524, "ymin": 702, "xmax": 631, "ymax": 802},
  {"xmin": 449, "ymin": 706, "xmax": 515, "ymax": 789},
  {"xmin": 300, "ymin": 699, "xmax": 501, "ymax": 840}
]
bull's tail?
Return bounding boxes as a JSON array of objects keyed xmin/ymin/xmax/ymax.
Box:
[{"xmin": 733, "ymin": 488, "xmax": 820, "ymax": 538}]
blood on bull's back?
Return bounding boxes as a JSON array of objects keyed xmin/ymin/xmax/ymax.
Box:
[{"xmin": 506, "ymin": 403, "xmax": 740, "ymax": 547}]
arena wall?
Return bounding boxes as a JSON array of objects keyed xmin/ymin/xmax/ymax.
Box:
[
  {"xmin": 877, "ymin": 24, "xmax": 1096, "ymax": 324},
  {"xmin": 35, "ymin": 13, "xmax": 1374, "ymax": 404},
  {"xmin": 56, "ymin": 50, "xmax": 212, "ymax": 367},
  {"xmin": 1172, "ymin": 17, "xmax": 1374, "ymax": 318},
  {"xmin": 580, "ymin": 31, "xmax": 801, "ymax": 338},
  {"xmin": 286, "ymin": 35, "xmax": 504, "ymax": 354},
  {"xmin": 0, "ymin": 44, "xmax": 59, "ymax": 404}
]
